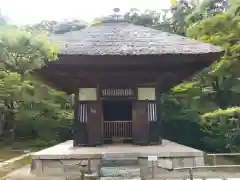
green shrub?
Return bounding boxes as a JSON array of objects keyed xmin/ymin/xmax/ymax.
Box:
[{"xmin": 200, "ymin": 107, "xmax": 240, "ymax": 152}]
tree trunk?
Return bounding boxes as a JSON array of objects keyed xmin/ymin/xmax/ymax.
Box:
[
  {"xmin": 9, "ymin": 101, "xmax": 15, "ymax": 144},
  {"xmin": 0, "ymin": 113, "xmax": 5, "ymax": 137}
]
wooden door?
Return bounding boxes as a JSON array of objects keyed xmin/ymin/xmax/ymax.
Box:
[
  {"xmin": 87, "ymin": 101, "xmax": 103, "ymax": 146},
  {"xmin": 132, "ymin": 101, "xmax": 149, "ymax": 145}
]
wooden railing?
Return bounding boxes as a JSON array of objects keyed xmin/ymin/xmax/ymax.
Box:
[
  {"xmin": 104, "ymin": 121, "xmax": 132, "ymax": 140},
  {"xmin": 147, "ymin": 153, "xmax": 240, "ymax": 179}
]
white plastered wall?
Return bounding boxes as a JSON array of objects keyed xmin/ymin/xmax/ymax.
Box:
[
  {"xmin": 137, "ymin": 88, "xmax": 156, "ymax": 100},
  {"xmin": 78, "ymin": 88, "xmax": 97, "ymax": 101}
]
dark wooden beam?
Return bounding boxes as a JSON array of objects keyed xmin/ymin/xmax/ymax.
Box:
[{"xmin": 36, "ymin": 59, "xmax": 211, "ymax": 94}]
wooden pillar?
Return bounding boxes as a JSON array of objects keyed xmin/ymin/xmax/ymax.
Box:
[
  {"xmin": 73, "ymin": 89, "xmax": 79, "ymax": 147},
  {"xmin": 133, "ymin": 87, "xmax": 149, "ymax": 145},
  {"xmin": 86, "ymin": 86, "xmax": 103, "ymax": 146},
  {"xmin": 155, "ymin": 85, "xmax": 163, "ymax": 144},
  {"xmin": 87, "ymin": 101, "xmax": 102, "ymax": 146},
  {"xmin": 73, "ymin": 88, "xmax": 88, "ymax": 147},
  {"xmin": 133, "ymin": 100, "xmax": 149, "ymax": 145}
]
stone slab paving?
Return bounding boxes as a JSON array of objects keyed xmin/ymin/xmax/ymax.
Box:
[{"xmin": 32, "ymin": 139, "xmax": 204, "ymax": 159}]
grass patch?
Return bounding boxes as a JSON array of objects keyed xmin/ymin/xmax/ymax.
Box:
[
  {"xmin": 0, "ymin": 148, "xmax": 24, "ymax": 162},
  {"xmin": 0, "ymin": 141, "xmax": 48, "ymax": 162},
  {"xmin": 0, "ymin": 142, "xmax": 49, "ymax": 178},
  {"xmin": 0, "ymin": 156, "xmax": 31, "ymax": 178}
]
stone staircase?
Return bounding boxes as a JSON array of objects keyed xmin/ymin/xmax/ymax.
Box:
[{"xmin": 99, "ymin": 154, "xmax": 141, "ymax": 180}]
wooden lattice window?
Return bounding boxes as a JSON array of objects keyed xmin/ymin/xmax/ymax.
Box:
[
  {"xmin": 148, "ymin": 102, "xmax": 157, "ymax": 122},
  {"xmin": 100, "ymin": 88, "xmax": 135, "ymax": 98},
  {"xmin": 78, "ymin": 103, "xmax": 88, "ymax": 122}
]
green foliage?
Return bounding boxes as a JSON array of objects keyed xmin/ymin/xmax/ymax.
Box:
[
  {"xmin": 202, "ymin": 107, "xmax": 240, "ymax": 118},
  {"xmin": 167, "ymin": 0, "xmax": 195, "ymax": 35},
  {"xmin": 124, "ymin": 9, "xmax": 161, "ymax": 27},
  {"xmin": 0, "ymin": 26, "xmax": 72, "ymax": 144},
  {"xmin": 14, "ymin": 81, "xmax": 73, "ymax": 142},
  {"xmin": 186, "ymin": 0, "xmax": 229, "ymax": 24},
  {"xmin": 187, "ymin": 9, "xmax": 240, "ymax": 108},
  {"xmin": 0, "ymin": 26, "xmax": 58, "ymax": 74},
  {"xmin": 201, "ymin": 107, "xmax": 240, "ymax": 152},
  {"xmin": 161, "ymin": 92, "xmax": 207, "ymax": 150},
  {"xmin": 123, "ymin": 2, "xmax": 195, "ymax": 35},
  {"xmin": 161, "ymin": 1, "xmax": 240, "ymax": 153},
  {"xmin": 23, "ymin": 20, "xmax": 87, "ymax": 34}
]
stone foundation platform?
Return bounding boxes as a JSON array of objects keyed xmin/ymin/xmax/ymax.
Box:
[{"xmin": 30, "ymin": 139, "xmax": 204, "ymax": 177}]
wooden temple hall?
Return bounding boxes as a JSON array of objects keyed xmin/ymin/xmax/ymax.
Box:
[{"xmin": 37, "ymin": 15, "xmax": 223, "ymax": 147}]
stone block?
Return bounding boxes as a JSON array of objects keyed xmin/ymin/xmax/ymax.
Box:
[
  {"xmin": 100, "ymin": 166, "xmax": 140, "ymax": 177},
  {"xmin": 157, "ymin": 159, "xmax": 173, "ymax": 169},
  {"xmin": 31, "ymin": 159, "xmax": 101, "ymax": 176},
  {"xmin": 31, "ymin": 159, "xmax": 43, "ymax": 174},
  {"xmin": 101, "ymin": 159, "xmax": 139, "ymax": 167},
  {"xmin": 100, "ymin": 178, "xmax": 141, "ymax": 180},
  {"xmin": 139, "ymin": 159, "xmax": 149, "ymax": 179}
]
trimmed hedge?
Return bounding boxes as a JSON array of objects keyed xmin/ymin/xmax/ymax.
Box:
[
  {"xmin": 200, "ymin": 107, "xmax": 240, "ymax": 152},
  {"xmin": 163, "ymin": 106, "xmax": 240, "ymax": 153}
]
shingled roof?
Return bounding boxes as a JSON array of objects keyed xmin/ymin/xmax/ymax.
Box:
[{"xmin": 50, "ymin": 21, "xmax": 223, "ymax": 56}]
